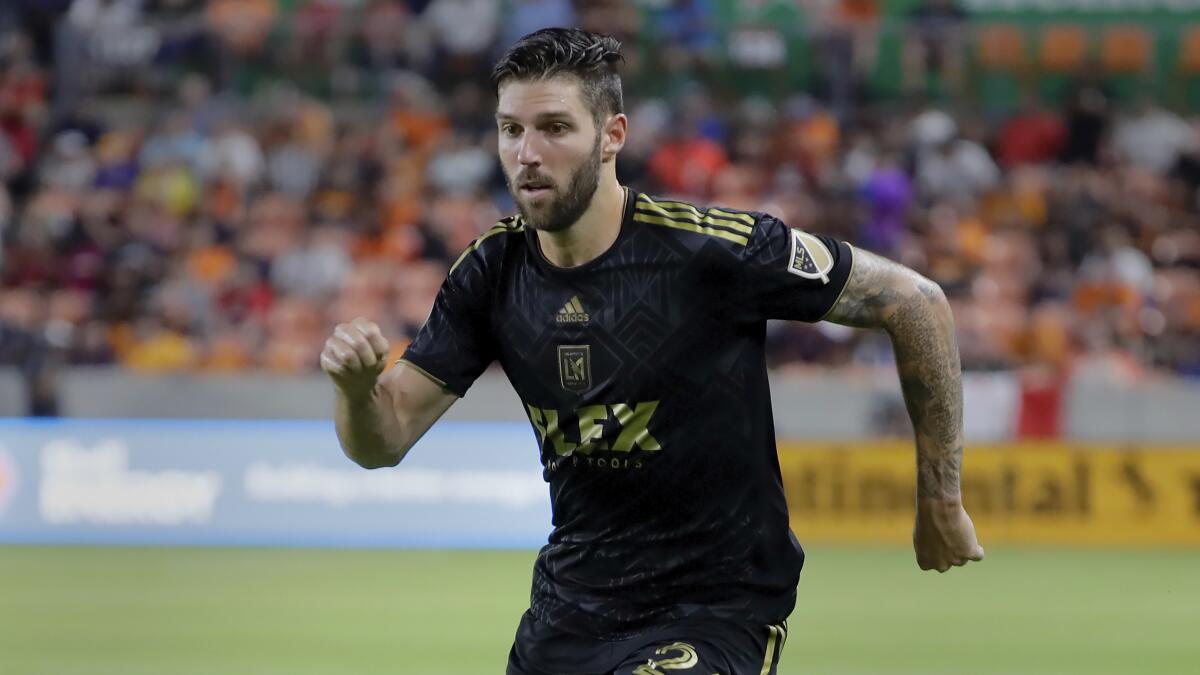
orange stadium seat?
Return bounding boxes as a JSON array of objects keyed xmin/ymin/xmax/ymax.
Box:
[
  {"xmin": 977, "ymin": 24, "xmax": 1026, "ymax": 73},
  {"xmin": 1100, "ymin": 25, "xmax": 1151, "ymax": 74},
  {"xmin": 1176, "ymin": 26, "xmax": 1200, "ymax": 110},
  {"xmin": 1038, "ymin": 24, "xmax": 1089, "ymax": 73},
  {"xmin": 1179, "ymin": 26, "xmax": 1200, "ymax": 74}
]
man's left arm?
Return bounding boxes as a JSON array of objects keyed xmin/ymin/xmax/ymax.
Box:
[{"xmin": 822, "ymin": 246, "xmax": 985, "ymax": 572}]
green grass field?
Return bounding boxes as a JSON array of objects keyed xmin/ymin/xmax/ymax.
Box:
[{"xmin": 1, "ymin": 546, "xmax": 1196, "ymax": 675}]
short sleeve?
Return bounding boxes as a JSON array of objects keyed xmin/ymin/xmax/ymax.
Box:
[
  {"xmin": 400, "ymin": 259, "xmax": 495, "ymax": 397},
  {"xmin": 737, "ymin": 213, "xmax": 854, "ymax": 322}
]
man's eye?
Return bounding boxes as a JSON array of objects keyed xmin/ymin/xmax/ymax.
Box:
[
  {"xmin": 549, "ymin": 123, "xmax": 568, "ymax": 134},
  {"xmin": 501, "ymin": 125, "xmax": 520, "ymax": 137}
]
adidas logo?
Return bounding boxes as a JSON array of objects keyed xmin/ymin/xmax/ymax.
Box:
[{"xmin": 556, "ymin": 296, "xmax": 590, "ymax": 324}]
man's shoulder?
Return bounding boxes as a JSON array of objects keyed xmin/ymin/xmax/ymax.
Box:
[
  {"xmin": 630, "ymin": 192, "xmax": 764, "ymax": 250},
  {"xmin": 449, "ymin": 214, "xmax": 528, "ymax": 277}
]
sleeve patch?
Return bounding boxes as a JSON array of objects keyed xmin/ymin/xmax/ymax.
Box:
[{"xmin": 787, "ymin": 229, "xmax": 834, "ymax": 284}]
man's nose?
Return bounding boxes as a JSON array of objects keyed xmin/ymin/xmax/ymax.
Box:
[{"xmin": 517, "ymin": 133, "xmax": 543, "ymax": 166}]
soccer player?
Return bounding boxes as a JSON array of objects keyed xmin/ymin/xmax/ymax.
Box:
[{"xmin": 321, "ymin": 28, "xmax": 983, "ymax": 675}]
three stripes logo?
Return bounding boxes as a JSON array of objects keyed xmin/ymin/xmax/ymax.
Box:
[
  {"xmin": 557, "ymin": 295, "xmax": 590, "ymax": 324},
  {"xmin": 633, "ymin": 194, "xmax": 756, "ymax": 247}
]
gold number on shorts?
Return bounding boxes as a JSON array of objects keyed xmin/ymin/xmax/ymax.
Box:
[{"xmin": 631, "ymin": 642, "xmax": 699, "ymax": 674}]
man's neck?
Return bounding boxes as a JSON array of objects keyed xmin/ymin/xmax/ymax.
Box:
[{"xmin": 535, "ymin": 178, "xmax": 626, "ymax": 269}]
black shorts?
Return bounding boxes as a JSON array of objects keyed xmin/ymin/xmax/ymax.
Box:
[{"xmin": 506, "ymin": 610, "xmax": 788, "ymax": 675}]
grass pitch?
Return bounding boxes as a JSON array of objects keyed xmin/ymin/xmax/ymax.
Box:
[{"xmin": 1, "ymin": 546, "xmax": 1196, "ymax": 675}]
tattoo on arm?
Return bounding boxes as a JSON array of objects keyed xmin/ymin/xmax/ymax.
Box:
[{"xmin": 824, "ymin": 248, "xmax": 964, "ymax": 500}]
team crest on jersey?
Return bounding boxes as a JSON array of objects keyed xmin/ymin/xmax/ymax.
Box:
[
  {"xmin": 787, "ymin": 229, "xmax": 834, "ymax": 284},
  {"xmin": 558, "ymin": 345, "xmax": 591, "ymax": 392}
]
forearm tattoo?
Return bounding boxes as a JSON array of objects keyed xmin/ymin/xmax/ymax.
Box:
[{"xmin": 825, "ymin": 249, "xmax": 964, "ymax": 500}]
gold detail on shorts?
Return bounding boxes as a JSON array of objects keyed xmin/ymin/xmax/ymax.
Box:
[
  {"xmin": 759, "ymin": 625, "xmax": 780, "ymax": 675},
  {"xmin": 632, "ymin": 641, "xmax": 700, "ymax": 674}
]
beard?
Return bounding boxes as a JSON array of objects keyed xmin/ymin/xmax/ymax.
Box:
[{"xmin": 507, "ymin": 135, "xmax": 603, "ymax": 233}]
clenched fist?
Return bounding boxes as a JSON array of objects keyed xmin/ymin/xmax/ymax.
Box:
[
  {"xmin": 913, "ymin": 498, "xmax": 985, "ymax": 573},
  {"xmin": 321, "ymin": 317, "xmax": 391, "ymax": 398}
]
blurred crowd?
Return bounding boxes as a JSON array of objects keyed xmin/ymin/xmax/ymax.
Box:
[{"xmin": 0, "ymin": 0, "xmax": 1198, "ymax": 414}]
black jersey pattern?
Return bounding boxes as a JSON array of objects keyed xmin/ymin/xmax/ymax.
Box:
[{"xmin": 403, "ymin": 188, "xmax": 854, "ymax": 640}]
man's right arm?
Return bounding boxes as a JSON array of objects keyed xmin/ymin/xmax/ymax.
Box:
[{"xmin": 322, "ymin": 318, "xmax": 458, "ymax": 469}]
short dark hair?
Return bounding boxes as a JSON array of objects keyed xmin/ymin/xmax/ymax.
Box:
[{"xmin": 491, "ymin": 28, "xmax": 624, "ymax": 123}]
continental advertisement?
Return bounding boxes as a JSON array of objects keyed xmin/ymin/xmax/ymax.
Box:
[{"xmin": 780, "ymin": 442, "xmax": 1200, "ymax": 546}]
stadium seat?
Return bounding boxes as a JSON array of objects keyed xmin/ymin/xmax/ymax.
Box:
[
  {"xmin": 1178, "ymin": 26, "xmax": 1200, "ymax": 110},
  {"xmin": 1100, "ymin": 25, "xmax": 1153, "ymax": 101},
  {"xmin": 1038, "ymin": 24, "xmax": 1089, "ymax": 73},
  {"xmin": 1180, "ymin": 26, "xmax": 1200, "ymax": 74},
  {"xmin": 1037, "ymin": 24, "xmax": 1089, "ymax": 103},
  {"xmin": 973, "ymin": 24, "xmax": 1026, "ymax": 114},
  {"xmin": 978, "ymin": 24, "xmax": 1026, "ymax": 73},
  {"xmin": 1101, "ymin": 25, "xmax": 1151, "ymax": 74}
]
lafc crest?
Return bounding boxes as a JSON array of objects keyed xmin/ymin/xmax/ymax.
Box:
[
  {"xmin": 558, "ymin": 345, "xmax": 591, "ymax": 392},
  {"xmin": 787, "ymin": 229, "xmax": 834, "ymax": 284}
]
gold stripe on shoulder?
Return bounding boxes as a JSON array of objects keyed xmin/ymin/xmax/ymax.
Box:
[
  {"xmin": 634, "ymin": 195, "xmax": 751, "ymax": 245},
  {"xmin": 637, "ymin": 195, "xmax": 755, "ymax": 237},
  {"xmin": 449, "ymin": 218, "xmax": 526, "ymax": 274},
  {"xmin": 633, "ymin": 212, "xmax": 749, "ymax": 246},
  {"xmin": 707, "ymin": 206, "xmax": 756, "ymax": 226},
  {"xmin": 651, "ymin": 197, "xmax": 757, "ymax": 229}
]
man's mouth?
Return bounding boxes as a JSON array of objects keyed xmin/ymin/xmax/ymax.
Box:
[{"xmin": 520, "ymin": 181, "xmax": 553, "ymax": 196}]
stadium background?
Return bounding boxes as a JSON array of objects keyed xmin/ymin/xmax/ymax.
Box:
[{"xmin": 0, "ymin": 1, "xmax": 1198, "ymax": 674}]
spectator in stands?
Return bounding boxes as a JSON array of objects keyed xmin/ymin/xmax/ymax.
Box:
[
  {"xmin": 0, "ymin": 95, "xmax": 37, "ymax": 183},
  {"xmin": 503, "ymin": 0, "xmax": 575, "ymax": 56},
  {"xmin": 40, "ymin": 130, "xmax": 95, "ymax": 190},
  {"xmin": 0, "ymin": 131, "xmax": 23, "ymax": 186},
  {"xmin": 0, "ymin": 286, "xmax": 60, "ymax": 415},
  {"xmin": 859, "ymin": 150, "xmax": 912, "ymax": 255},
  {"xmin": 265, "ymin": 122, "xmax": 322, "ymax": 197},
  {"xmin": 288, "ymin": 0, "xmax": 343, "ymax": 68},
  {"xmin": 270, "ymin": 225, "xmax": 352, "ymax": 301},
  {"xmin": 1061, "ymin": 80, "xmax": 1110, "ymax": 166},
  {"xmin": 207, "ymin": 0, "xmax": 276, "ymax": 58},
  {"xmin": 7, "ymin": 0, "xmax": 72, "ymax": 67},
  {"xmin": 140, "ymin": 110, "xmax": 207, "ymax": 173},
  {"xmin": 66, "ymin": 0, "xmax": 140, "ymax": 31},
  {"xmin": 350, "ymin": 0, "xmax": 431, "ymax": 77},
  {"xmin": 903, "ymin": 0, "xmax": 967, "ymax": 95},
  {"xmin": 423, "ymin": 0, "xmax": 500, "ymax": 83},
  {"xmin": 199, "ymin": 119, "xmax": 264, "ymax": 188},
  {"xmin": 0, "ymin": 183, "xmax": 11, "ymax": 269},
  {"xmin": 994, "ymin": 99, "xmax": 1067, "ymax": 168},
  {"xmin": 66, "ymin": 0, "xmax": 158, "ymax": 87},
  {"xmin": 915, "ymin": 127, "xmax": 999, "ymax": 203},
  {"xmin": 426, "ymin": 130, "xmax": 495, "ymax": 195},
  {"xmin": 1112, "ymin": 98, "xmax": 1197, "ymax": 175},
  {"xmin": 146, "ymin": 0, "xmax": 218, "ymax": 83},
  {"xmin": 806, "ymin": 0, "xmax": 880, "ymax": 119}
]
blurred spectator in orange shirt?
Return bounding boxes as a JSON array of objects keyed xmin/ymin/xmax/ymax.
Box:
[{"xmin": 648, "ymin": 129, "xmax": 728, "ymax": 198}]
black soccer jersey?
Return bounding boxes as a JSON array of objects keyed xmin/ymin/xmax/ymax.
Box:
[{"xmin": 402, "ymin": 187, "xmax": 854, "ymax": 640}]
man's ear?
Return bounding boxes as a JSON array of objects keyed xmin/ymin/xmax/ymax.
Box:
[{"xmin": 601, "ymin": 113, "xmax": 628, "ymax": 161}]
